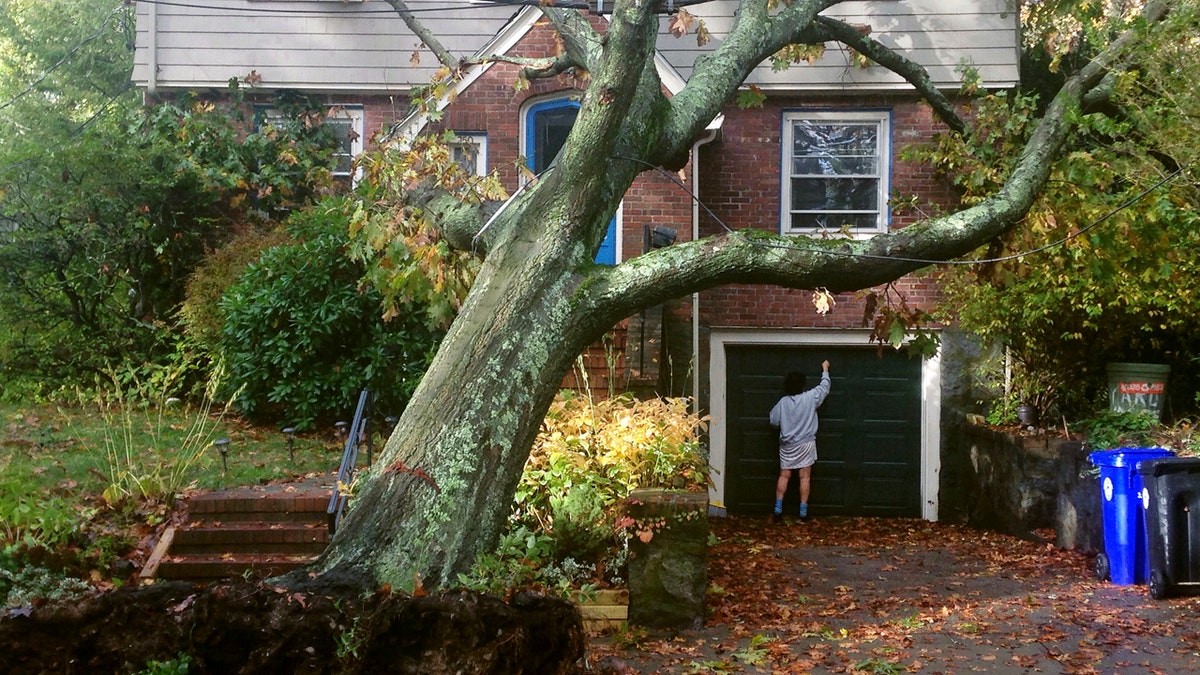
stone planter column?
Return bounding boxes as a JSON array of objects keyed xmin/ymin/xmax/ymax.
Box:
[{"xmin": 625, "ymin": 488, "xmax": 708, "ymax": 630}]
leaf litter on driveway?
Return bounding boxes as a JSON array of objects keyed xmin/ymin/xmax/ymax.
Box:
[{"xmin": 587, "ymin": 516, "xmax": 1200, "ymax": 674}]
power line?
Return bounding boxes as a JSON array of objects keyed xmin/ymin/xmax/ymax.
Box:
[
  {"xmin": 0, "ymin": 3, "xmax": 130, "ymax": 113},
  {"xmin": 622, "ymin": 155, "xmax": 1188, "ymax": 267},
  {"xmin": 131, "ymin": 0, "xmax": 588, "ymax": 16}
]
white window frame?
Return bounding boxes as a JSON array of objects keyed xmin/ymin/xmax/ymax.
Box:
[
  {"xmin": 780, "ymin": 110, "xmax": 891, "ymax": 237},
  {"xmin": 258, "ymin": 105, "xmax": 364, "ymax": 183},
  {"xmin": 324, "ymin": 106, "xmax": 364, "ymax": 182},
  {"xmin": 449, "ymin": 132, "xmax": 487, "ymax": 176}
]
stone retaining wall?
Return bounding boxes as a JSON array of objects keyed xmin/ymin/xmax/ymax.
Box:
[{"xmin": 958, "ymin": 425, "xmax": 1102, "ymax": 551}]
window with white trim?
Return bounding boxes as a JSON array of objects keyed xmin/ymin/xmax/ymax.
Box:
[
  {"xmin": 449, "ymin": 133, "xmax": 487, "ymax": 176},
  {"xmin": 324, "ymin": 106, "xmax": 364, "ymax": 180},
  {"xmin": 781, "ymin": 111, "xmax": 890, "ymax": 235},
  {"xmin": 257, "ymin": 105, "xmax": 364, "ymax": 181}
]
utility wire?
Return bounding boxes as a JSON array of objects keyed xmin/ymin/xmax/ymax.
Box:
[
  {"xmin": 0, "ymin": 3, "xmax": 129, "ymax": 113},
  {"xmin": 131, "ymin": 0, "xmax": 589, "ymax": 16},
  {"xmin": 621, "ymin": 154, "xmax": 1188, "ymax": 267}
]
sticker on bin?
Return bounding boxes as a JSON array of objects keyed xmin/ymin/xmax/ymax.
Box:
[
  {"xmin": 1119, "ymin": 381, "xmax": 1165, "ymax": 395},
  {"xmin": 1142, "ymin": 487, "xmax": 1150, "ymax": 510},
  {"xmin": 1104, "ymin": 477, "xmax": 1114, "ymax": 501}
]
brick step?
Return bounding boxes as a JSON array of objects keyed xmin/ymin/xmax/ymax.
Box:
[
  {"xmin": 184, "ymin": 510, "xmax": 329, "ymax": 524},
  {"xmin": 155, "ymin": 553, "xmax": 318, "ymax": 582},
  {"xmin": 185, "ymin": 495, "xmax": 329, "ymax": 522},
  {"xmin": 170, "ymin": 523, "xmax": 329, "ymax": 556}
]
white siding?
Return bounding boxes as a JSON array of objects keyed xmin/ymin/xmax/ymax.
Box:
[
  {"xmin": 134, "ymin": 0, "xmax": 1019, "ymax": 94},
  {"xmin": 133, "ymin": 0, "xmax": 523, "ymax": 92},
  {"xmin": 656, "ymin": 0, "xmax": 1020, "ymax": 90}
]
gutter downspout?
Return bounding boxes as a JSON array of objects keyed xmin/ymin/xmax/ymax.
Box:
[
  {"xmin": 147, "ymin": 0, "xmax": 158, "ymax": 95},
  {"xmin": 690, "ymin": 117, "xmax": 721, "ymax": 409}
]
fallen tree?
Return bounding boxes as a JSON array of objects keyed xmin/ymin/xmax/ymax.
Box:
[{"xmin": 313, "ymin": 0, "xmax": 1175, "ymax": 590}]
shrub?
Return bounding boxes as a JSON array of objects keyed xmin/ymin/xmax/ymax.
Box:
[
  {"xmin": 466, "ymin": 390, "xmax": 709, "ymax": 592},
  {"xmin": 219, "ymin": 198, "xmax": 442, "ymax": 428},
  {"xmin": 181, "ymin": 226, "xmax": 295, "ymax": 351}
]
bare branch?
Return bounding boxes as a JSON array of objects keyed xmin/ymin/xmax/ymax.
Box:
[
  {"xmin": 814, "ymin": 15, "xmax": 965, "ymax": 135},
  {"xmin": 384, "ymin": 0, "xmax": 458, "ymax": 70}
]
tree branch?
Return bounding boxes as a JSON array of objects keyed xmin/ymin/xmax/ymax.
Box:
[
  {"xmin": 813, "ymin": 15, "xmax": 965, "ymax": 135},
  {"xmin": 384, "ymin": 0, "xmax": 459, "ymax": 70},
  {"xmin": 410, "ymin": 186, "xmax": 502, "ymax": 256},
  {"xmin": 659, "ymin": 0, "xmax": 840, "ymax": 162},
  {"xmin": 586, "ymin": 0, "xmax": 1174, "ymax": 323},
  {"xmin": 541, "ymin": 5, "xmax": 603, "ymax": 73}
]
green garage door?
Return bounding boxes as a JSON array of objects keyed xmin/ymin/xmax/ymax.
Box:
[{"xmin": 725, "ymin": 345, "xmax": 922, "ymax": 517}]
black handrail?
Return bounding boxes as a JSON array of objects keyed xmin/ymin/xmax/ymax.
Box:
[{"xmin": 328, "ymin": 389, "xmax": 372, "ymax": 535}]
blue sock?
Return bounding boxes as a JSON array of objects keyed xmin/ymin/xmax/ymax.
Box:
[
  {"xmin": 799, "ymin": 503, "xmax": 808, "ymax": 517},
  {"xmin": 774, "ymin": 498, "xmax": 783, "ymax": 514}
]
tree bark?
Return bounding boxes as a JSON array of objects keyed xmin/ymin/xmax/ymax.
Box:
[{"xmin": 309, "ymin": 0, "xmax": 1173, "ymax": 591}]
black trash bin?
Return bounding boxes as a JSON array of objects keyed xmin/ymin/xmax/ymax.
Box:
[{"xmin": 1136, "ymin": 457, "xmax": 1200, "ymax": 599}]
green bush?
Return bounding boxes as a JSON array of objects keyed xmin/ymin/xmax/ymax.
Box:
[
  {"xmin": 219, "ymin": 198, "xmax": 442, "ymax": 428},
  {"xmin": 464, "ymin": 390, "xmax": 708, "ymax": 592},
  {"xmin": 181, "ymin": 227, "xmax": 295, "ymax": 351}
]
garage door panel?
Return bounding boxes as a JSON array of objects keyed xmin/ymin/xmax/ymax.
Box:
[
  {"xmin": 725, "ymin": 344, "xmax": 922, "ymax": 517},
  {"xmin": 858, "ymin": 436, "xmax": 917, "ymax": 464},
  {"xmin": 860, "ymin": 476, "xmax": 913, "ymax": 509},
  {"xmin": 812, "ymin": 476, "xmax": 850, "ymax": 509}
]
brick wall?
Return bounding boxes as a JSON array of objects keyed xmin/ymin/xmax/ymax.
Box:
[{"xmin": 697, "ymin": 96, "xmax": 958, "ymax": 331}]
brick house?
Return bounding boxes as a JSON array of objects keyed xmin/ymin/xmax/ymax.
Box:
[{"xmin": 133, "ymin": 0, "xmax": 1020, "ymax": 521}]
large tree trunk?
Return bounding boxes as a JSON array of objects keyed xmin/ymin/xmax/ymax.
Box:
[
  {"xmin": 312, "ymin": 238, "xmax": 613, "ymax": 589},
  {"xmin": 306, "ymin": 0, "xmax": 1171, "ymax": 591}
]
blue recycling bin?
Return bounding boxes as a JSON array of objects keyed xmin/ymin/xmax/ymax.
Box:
[{"xmin": 1088, "ymin": 447, "xmax": 1175, "ymax": 585}]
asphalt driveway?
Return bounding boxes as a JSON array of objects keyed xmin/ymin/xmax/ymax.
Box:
[{"xmin": 588, "ymin": 516, "xmax": 1200, "ymax": 674}]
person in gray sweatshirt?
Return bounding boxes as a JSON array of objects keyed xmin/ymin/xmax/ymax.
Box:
[{"xmin": 768, "ymin": 360, "xmax": 831, "ymax": 522}]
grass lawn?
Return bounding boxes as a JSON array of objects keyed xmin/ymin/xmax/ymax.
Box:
[{"xmin": 0, "ymin": 398, "xmax": 363, "ymax": 589}]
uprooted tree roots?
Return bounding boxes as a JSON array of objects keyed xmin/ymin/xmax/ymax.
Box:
[{"xmin": 0, "ymin": 575, "xmax": 585, "ymax": 674}]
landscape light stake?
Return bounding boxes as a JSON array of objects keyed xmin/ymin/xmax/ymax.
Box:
[
  {"xmin": 282, "ymin": 427, "xmax": 297, "ymax": 462},
  {"xmin": 214, "ymin": 438, "xmax": 231, "ymax": 474},
  {"xmin": 334, "ymin": 421, "xmax": 348, "ymax": 444}
]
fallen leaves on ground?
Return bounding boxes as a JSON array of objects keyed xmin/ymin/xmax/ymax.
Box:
[{"xmin": 587, "ymin": 516, "xmax": 1200, "ymax": 674}]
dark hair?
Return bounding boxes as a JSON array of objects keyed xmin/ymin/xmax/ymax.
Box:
[{"xmin": 784, "ymin": 371, "xmax": 807, "ymax": 396}]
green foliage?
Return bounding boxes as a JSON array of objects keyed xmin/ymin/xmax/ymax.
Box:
[
  {"xmin": 219, "ymin": 198, "xmax": 442, "ymax": 428},
  {"xmin": 985, "ymin": 394, "xmax": 1020, "ymax": 427},
  {"xmin": 1079, "ymin": 409, "xmax": 1158, "ymax": 451},
  {"xmin": 181, "ymin": 227, "xmax": 295, "ymax": 351},
  {"xmin": 84, "ymin": 361, "xmax": 236, "ymax": 505},
  {"xmin": 0, "ymin": 0, "xmax": 345, "ymax": 392},
  {"xmin": 455, "ymin": 525, "xmax": 571, "ymax": 596},
  {"xmin": 0, "ymin": 489, "xmax": 84, "ymax": 552},
  {"xmin": 349, "ymin": 132, "xmax": 503, "ymax": 328},
  {"xmin": 137, "ymin": 655, "xmax": 191, "ymax": 675},
  {"xmin": 548, "ymin": 483, "xmax": 614, "ymax": 563},
  {"xmin": 0, "ymin": 84, "xmax": 344, "ymax": 391},
  {"xmin": 462, "ymin": 391, "xmax": 708, "ymax": 592},
  {"xmin": 913, "ymin": 3, "xmax": 1200, "ymax": 421},
  {"xmin": 1, "ymin": 562, "xmax": 91, "ymax": 609},
  {"xmin": 515, "ymin": 392, "xmax": 709, "ymax": 546}
]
